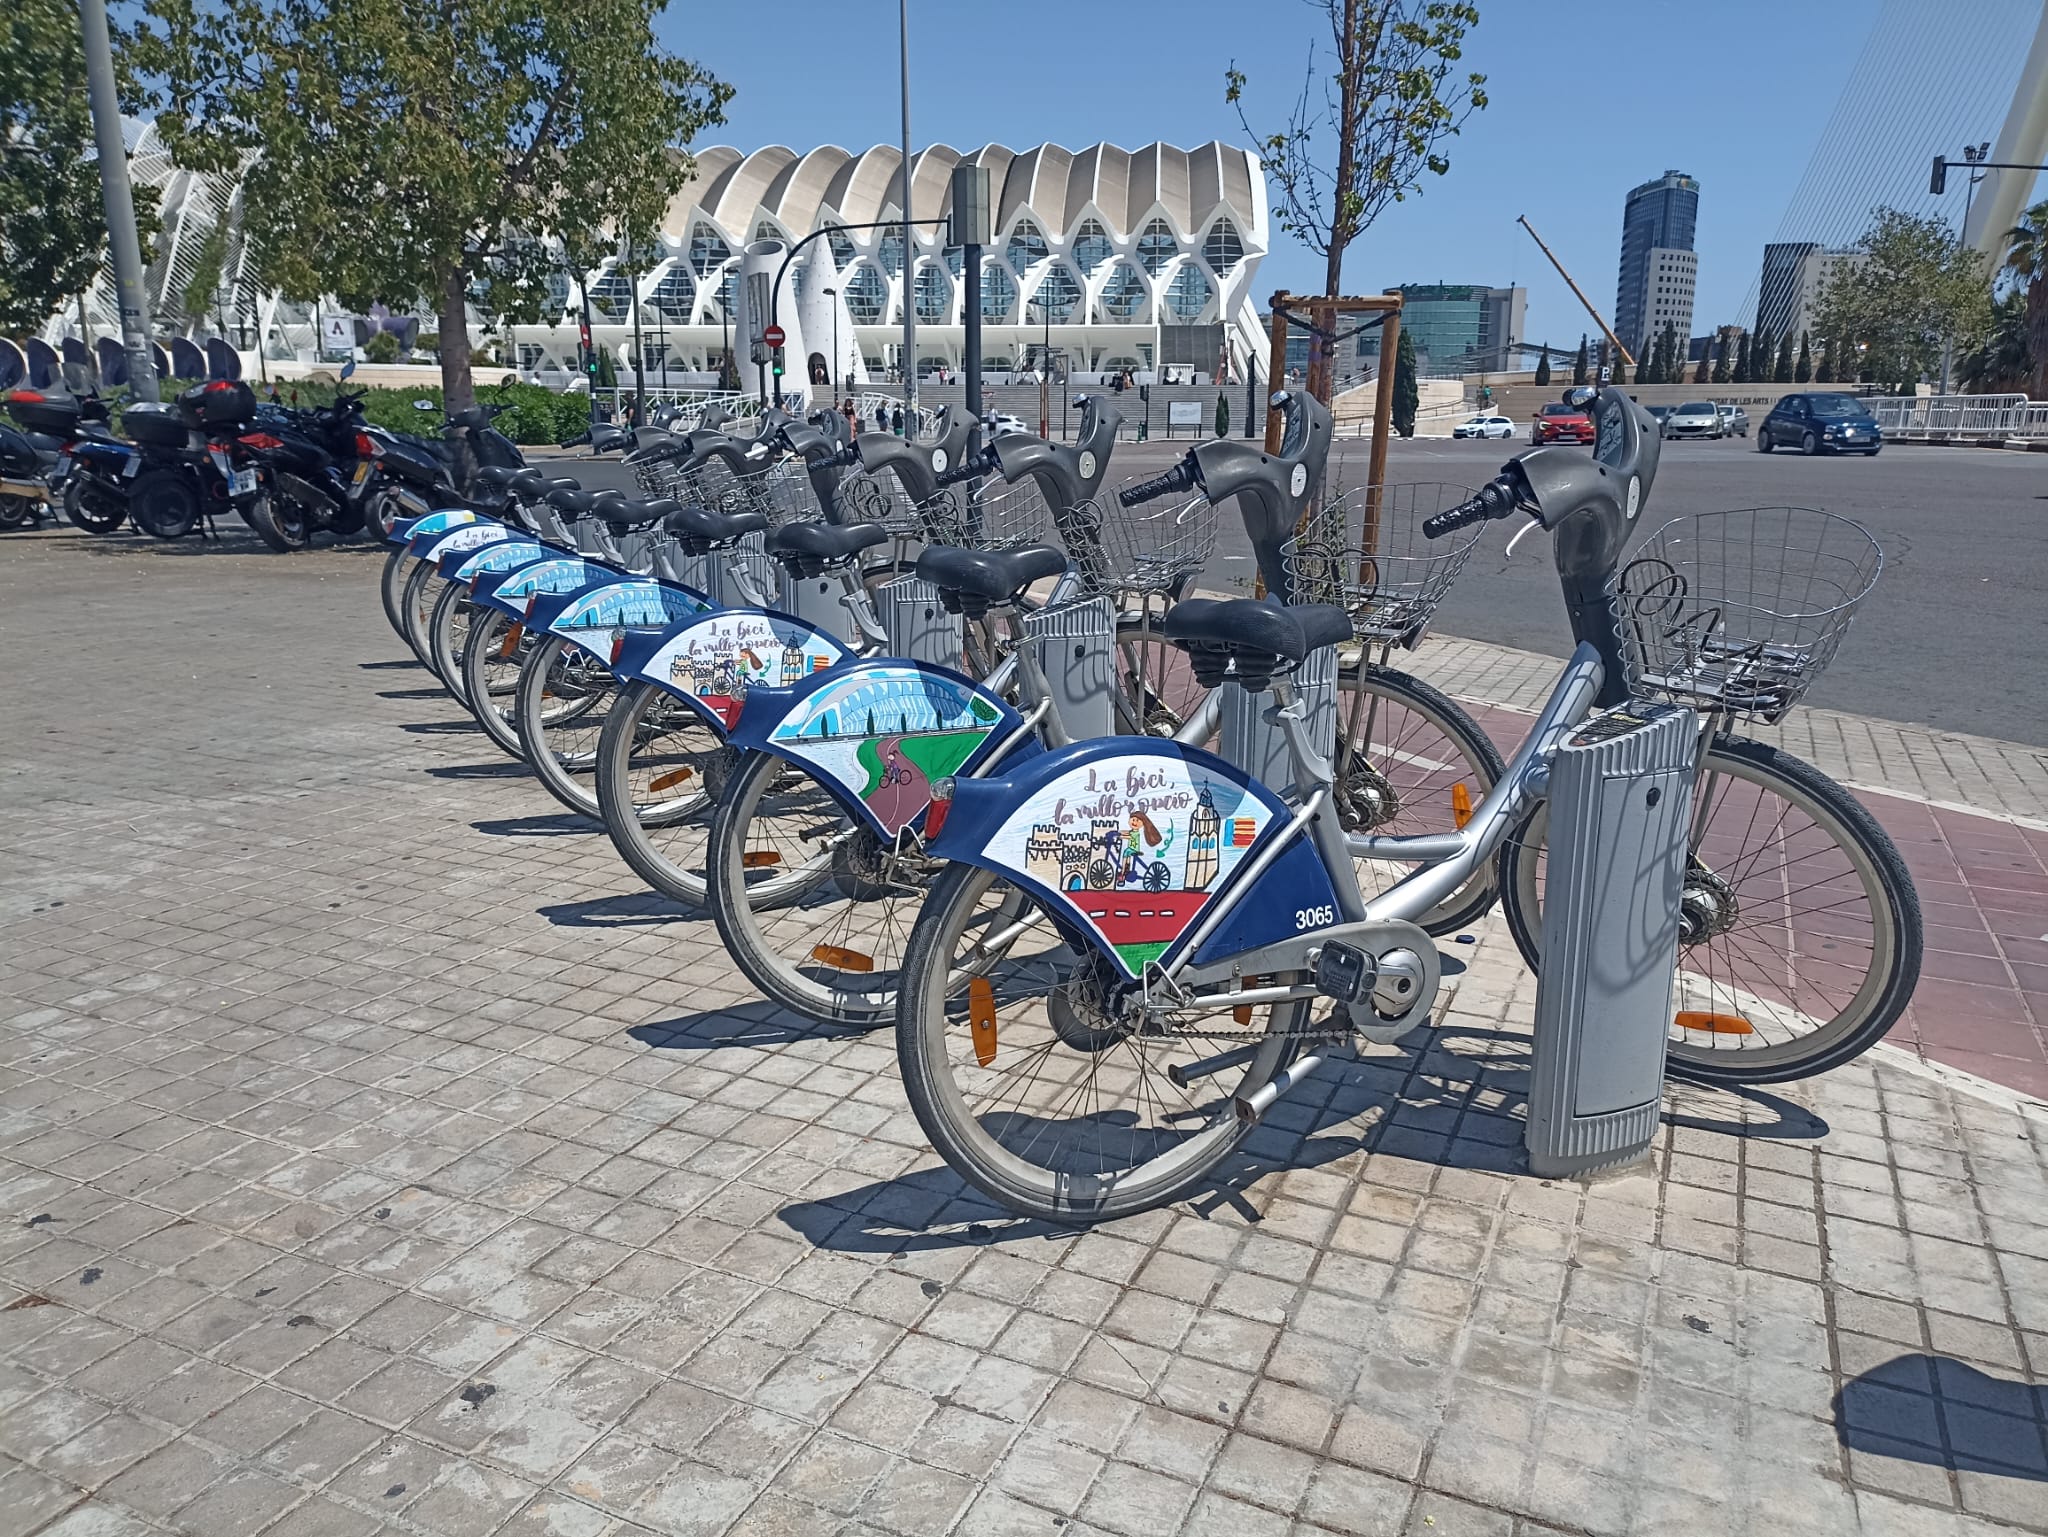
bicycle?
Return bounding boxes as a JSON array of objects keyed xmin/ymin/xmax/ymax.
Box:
[{"xmin": 888, "ymin": 385, "xmax": 1918, "ymax": 1221}]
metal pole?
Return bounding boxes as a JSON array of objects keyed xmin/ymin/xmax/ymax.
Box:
[
  {"xmin": 631, "ymin": 250, "xmax": 646, "ymax": 426},
  {"xmin": 1263, "ymin": 296, "xmax": 1289, "ymax": 454},
  {"xmin": 1244, "ymin": 352, "xmax": 1258, "ymax": 438},
  {"xmin": 1364, "ymin": 311, "xmax": 1400, "ymax": 557},
  {"xmin": 963, "ymin": 242, "xmax": 983, "ymax": 420},
  {"xmin": 898, "ymin": 0, "xmax": 916, "ymax": 417},
  {"xmin": 1040, "ymin": 298, "xmax": 1050, "ymax": 437},
  {"xmin": 825, "ymin": 288, "xmax": 838, "ymax": 402},
  {"xmin": 80, "ymin": 0, "xmax": 157, "ymax": 402}
]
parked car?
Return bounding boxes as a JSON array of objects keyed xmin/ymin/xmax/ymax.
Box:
[
  {"xmin": 985, "ymin": 411, "xmax": 1030, "ymax": 436},
  {"xmin": 1451, "ymin": 413, "xmax": 1516, "ymax": 440},
  {"xmin": 1663, "ymin": 401, "xmax": 1724, "ymax": 439},
  {"xmin": 1717, "ymin": 403, "xmax": 1750, "ymax": 437},
  {"xmin": 1757, "ymin": 393, "xmax": 1882, "ymax": 456},
  {"xmin": 1645, "ymin": 405, "xmax": 1673, "ymax": 430},
  {"xmin": 1530, "ymin": 401, "xmax": 1595, "ymax": 445}
]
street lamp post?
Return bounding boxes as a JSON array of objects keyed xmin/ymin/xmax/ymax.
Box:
[
  {"xmin": 898, "ymin": 0, "xmax": 916, "ymax": 419},
  {"xmin": 80, "ymin": 0, "xmax": 158, "ymax": 401},
  {"xmin": 824, "ymin": 287, "xmax": 838, "ymax": 401}
]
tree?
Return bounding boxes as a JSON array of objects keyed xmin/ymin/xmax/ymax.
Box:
[
  {"xmin": 1571, "ymin": 334, "xmax": 1589, "ymax": 386},
  {"xmin": 1226, "ymin": 1, "xmax": 1486, "ymax": 397},
  {"xmin": 1533, "ymin": 345, "xmax": 1551, "ymax": 386},
  {"xmin": 1710, "ymin": 334, "xmax": 1729, "ymax": 383},
  {"xmin": 1813, "ymin": 207, "xmax": 1993, "ymax": 395},
  {"xmin": 0, "ymin": 0, "xmax": 160, "ymax": 333},
  {"xmin": 1794, "ymin": 330, "xmax": 1813, "ymax": 382},
  {"xmin": 175, "ymin": 220, "xmax": 230, "ymax": 337},
  {"xmin": 140, "ymin": 0, "xmax": 731, "ymax": 411},
  {"xmin": 1214, "ymin": 390, "xmax": 1230, "ymax": 438},
  {"xmin": 1773, "ymin": 331, "xmax": 1794, "ymax": 382},
  {"xmin": 1391, "ymin": 327, "xmax": 1418, "ymax": 436},
  {"xmin": 1658, "ymin": 321, "xmax": 1680, "ymax": 385},
  {"xmin": 1692, "ymin": 340, "xmax": 1711, "ymax": 385},
  {"xmin": 1998, "ymin": 199, "xmax": 2048, "ymax": 399},
  {"xmin": 1732, "ymin": 333, "xmax": 1751, "ymax": 383},
  {"xmin": 1609, "ymin": 345, "xmax": 1627, "ymax": 386},
  {"xmin": 1958, "ymin": 291, "xmax": 2032, "ymax": 394},
  {"xmin": 362, "ymin": 329, "xmax": 400, "ymax": 364},
  {"xmin": 1815, "ymin": 333, "xmax": 1836, "ymax": 383}
]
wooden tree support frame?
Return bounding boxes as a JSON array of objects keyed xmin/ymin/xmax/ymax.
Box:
[{"xmin": 1263, "ymin": 291, "xmax": 1403, "ymax": 575}]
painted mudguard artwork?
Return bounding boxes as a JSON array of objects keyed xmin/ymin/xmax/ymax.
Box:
[
  {"xmin": 471, "ymin": 557, "xmax": 614, "ymax": 618},
  {"xmin": 389, "ymin": 508, "xmax": 482, "ymax": 545},
  {"xmin": 542, "ymin": 580, "xmax": 711, "ymax": 663},
  {"xmin": 732, "ymin": 662, "xmax": 1029, "ymax": 838},
  {"xmin": 614, "ymin": 609, "xmax": 845, "ymax": 731},
  {"xmin": 445, "ymin": 540, "xmax": 547, "ymax": 581},
  {"xmin": 409, "ymin": 521, "xmax": 514, "ymax": 562},
  {"xmin": 930, "ymin": 741, "xmax": 1331, "ymax": 978}
]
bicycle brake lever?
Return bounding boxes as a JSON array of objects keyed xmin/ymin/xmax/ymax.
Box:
[{"xmin": 1504, "ymin": 512, "xmax": 1541, "ymax": 560}]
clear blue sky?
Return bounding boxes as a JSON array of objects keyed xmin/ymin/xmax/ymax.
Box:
[{"xmin": 651, "ymin": 0, "xmax": 2015, "ymax": 349}]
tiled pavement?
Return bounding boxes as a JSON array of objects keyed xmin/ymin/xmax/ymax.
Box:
[{"xmin": 4, "ymin": 528, "xmax": 2048, "ymax": 1537}]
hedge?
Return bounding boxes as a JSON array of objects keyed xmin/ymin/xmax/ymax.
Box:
[{"xmin": 101, "ymin": 377, "xmax": 595, "ymax": 446}]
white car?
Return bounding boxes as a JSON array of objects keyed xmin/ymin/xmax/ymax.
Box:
[
  {"xmin": 986, "ymin": 412, "xmax": 1030, "ymax": 436},
  {"xmin": 1452, "ymin": 413, "xmax": 1516, "ymax": 440}
]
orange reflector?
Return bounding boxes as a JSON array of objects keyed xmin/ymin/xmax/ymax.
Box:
[
  {"xmin": 740, "ymin": 850, "xmax": 782, "ymax": 868},
  {"xmin": 968, "ymin": 977, "xmax": 997, "ymax": 1066},
  {"xmin": 496, "ymin": 621, "xmax": 525, "ymax": 659},
  {"xmin": 1451, "ymin": 782, "xmax": 1474, "ymax": 829},
  {"xmin": 811, "ymin": 945, "xmax": 874, "ymax": 973},
  {"xmin": 1676, "ymin": 1011, "xmax": 1755, "ymax": 1036},
  {"xmin": 1233, "ymin": 976, "xmax": 1264, "ymax": 1025},
  {"xmin": 611, "ymin": 632, "xmax": 627, "ymax": 665},
  {"xmin": 648, "ymin": 767, "xmax": 695, "ymax": 792}
]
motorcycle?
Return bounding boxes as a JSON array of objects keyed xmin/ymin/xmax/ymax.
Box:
[
  {"xmin": 357, "ymin": 389, "xmax": 527, "ymax": 539},
  {"xmin": 2, "ymin": 388, "xmax": 127, "ymax": 533},
  {"xmin": 0, "ymin": 419, "xmax": 51, "ymax": 530}
]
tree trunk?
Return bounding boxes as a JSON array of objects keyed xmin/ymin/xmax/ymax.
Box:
[{"xmin": 439, "ymin": 261, "xmax": 475, "ymax": 413}]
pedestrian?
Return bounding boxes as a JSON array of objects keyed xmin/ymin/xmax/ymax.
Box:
[
  {"xmin": 875, "ymin": 403, "xmax": 889, "ymax": 435},
  {"xmin": 891, "ymin": 405, "xmax": 904, "ymax": 437},
  {"xmin": 843, "ymin": 397, "xmax": 857, "ymax": 436}
]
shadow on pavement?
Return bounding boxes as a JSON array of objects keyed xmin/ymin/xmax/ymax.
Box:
[
  {"xmin": 424, "ymin": 761, "xmax": 529, "ymax": 780},
  {"xmin": 1665, "ymin": 1082, "xmax": 1830, "ymax": 1141},
  {"xmin": 379, "ymin": 687, "xmax": 450, "ymax": 701},
  {"xmin": 398, "ymin": 719, "xmax": 479, "ymax": 735},
  {"xmin": 628, "ymin": 1003, "xmax": 877, "ymax": 1053},
  {"xmin": 359, "ymin": 659, "xmax": 420, "ymax": 671},
  {"xmin": 1835, "ymin": 1355, "xmax": 2048, "ymax": 1480},
  {"xmin": 540, "ymin": 893, "xmax": 700, "ymax": 928},
  {"xmin": 471, "ymin": 812, "xmax": 596, "ymax": 837}
]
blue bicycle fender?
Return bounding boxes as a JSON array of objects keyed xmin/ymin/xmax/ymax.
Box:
[
  {"xmin": 407, "ymin": 521, "xmax": 513, "ymax": 562},
  {"xmin": 726, "ymin": 659, "xmax": 1032, "ymax": 839},
  {"xmin": 613, "ymin": 608, "xmax": 847, "ymax": 734},
  {"xmin": 471, "ymin": 557, "xmax": 618, "ymax": 618},
  {"xmin": 924, "ymin": 738, "xmax": 1338, "ymax": 980},
  {"xmin": 535, "ymin": 579, "xmax": 713, "ymax": 668},
  {"xmin": 390, "ymin": 507, "xmax": 482, "ymax": 545},
  {"xmin": 443, "ymin": 539, "xmax": 547, "ymax": 582}
]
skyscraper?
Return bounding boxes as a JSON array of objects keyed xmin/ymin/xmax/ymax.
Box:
[{"xmin": 1615, "ymin": 171, "xmax": 1700, "ymax": 359}]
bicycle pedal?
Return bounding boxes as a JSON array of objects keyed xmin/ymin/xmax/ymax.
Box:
[{"xmin": 1311, "ymin": 942, "xmax": 1376, "ymax": 1005}]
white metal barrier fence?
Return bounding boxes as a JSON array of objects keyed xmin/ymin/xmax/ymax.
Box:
[{"xmin": 1868, "ymin": 394, "xmax": 2048, "ymax": 440}]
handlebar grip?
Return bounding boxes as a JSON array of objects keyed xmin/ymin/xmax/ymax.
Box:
[
  {"xmin": 822, "ymin": 443, "xmax": 861, "ymax": 468},
  {"xmin": 1421, "ymin": 476, "xmax": 1519, "ymax": 539},
  {"xmin": 1118, "ymin": 461, "xmax": 1194, "ymax": 507},
  {"xmin": 935, "ymin": 448, "xmax": 995, "ymax": 487}
]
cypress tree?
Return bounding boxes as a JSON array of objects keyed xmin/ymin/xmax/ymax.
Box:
[
  {"xmin": 1572, "ymin": 334, "xmax": 1589, "ymax": 386},
  {"xmin": 1794, "ymin": 330, "xmax": 1813, "ymax": 382},
  {"xmin": 1816, "ymin": 334, "xmax": 1836, "ymax": 383},
  {"xmin": 1610, "ymin": 346, "xmax": 1628, "ymax": 385},
  {"xmin": 1711, "ymin": 334, "xmax": 1731, "ymax": 383},
  {"xmin": 1693, "ymin": 338, "xmax": 1711, "ymax": 384},
  {"xmin": 1533, "ymin": 345, "xmax": 1551, "ymax": 386},
  {"xmin": 1774, "ymin": 331, "xmax": 1795, "ymax": 382},
  {"xmin": 1392, "ymin": 329, "xmax": 1419, "ymax": 437}
]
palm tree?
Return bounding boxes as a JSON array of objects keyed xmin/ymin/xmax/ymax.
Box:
[
  {"xmin": 1959, "ymin": 291, "xmax": 2032, "ymax": 394},
  {"xmin": 2002, "ymin": 200, "xmax": 2048, "ymax": 398}
]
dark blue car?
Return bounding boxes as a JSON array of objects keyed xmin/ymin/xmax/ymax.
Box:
[{"xmin": 1757, "ymin": 393, "xmax": 1882, "ymax": 456}]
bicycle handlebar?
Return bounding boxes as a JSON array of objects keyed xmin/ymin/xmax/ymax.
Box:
[
  {"xmin": 935, "ymin": 448, "xmax": 996, "ymax": 487},
  {"xmin": 1421, "ymin": 475, "xmax": 1522, "ymax": 538},
  {"xmin": 1118, "ymin": 460, "xmax": 1195, "ymax": 507},
  {"xmin": 821, "ymin": 443, "xmax": 861, "ymax": 469}
]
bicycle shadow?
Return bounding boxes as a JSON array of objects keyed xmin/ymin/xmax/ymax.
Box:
[
  {"xmin": 628, "ymin": 1003, "xmax": 879, "ymax": 1053},
  {"xmin": 1834, "ymin": 1355, "xmax": 2048, "ymax": 1480},
  {"xmin": 398, "ymin": 718, "xmax": 478, "ymax": 735},
  {"xmin": 539, "ymin": 893, "xmax": 702, "ymax": 928},
  {"xmin": 359, "ymin": 659, "xmax": 421, "ymax": 671},
  {"xmin": 425, "ymin": 761, "xmax": 529, "ymax": 780},
  {"xmin": 379, "ymin": 687, "xmax": 449, "ymax": 701},
  {"xmin": 471, "ymin": 813, "xmax": 597, "ymax": 837}
]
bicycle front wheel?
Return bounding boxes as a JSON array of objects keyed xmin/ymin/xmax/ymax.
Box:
[
  {"xmin": 400, "ymin": 559, "xmax": 444, "ymax": 675},
  {"xmin": 513, "ymin": 635, "xmax": 620, "ymax": 818},
  {"xmin": 380, "ymin": 548, "xmax": 417, "ymax": 645},
  {"xmin": 707, "ymin": 748, "xmax": 934, "ymax": 1025},
  {"xmin": 461, "ymin": 608, "xmax": 534, "ymax": 760},
  {"xmin": 1496, "ymin": 736, "xmax": 1922, "ymax": 1084},
  {"xmin": 896, "ymin": 862, "xmax": 1312, "ymax": 1222},
  {"xmin": 595, "ymin": 681, "xmax": 730, "ymax": 905},
  {"xmin": 428, "ymin": 583, "xmax": 480, "ymax": 713}
]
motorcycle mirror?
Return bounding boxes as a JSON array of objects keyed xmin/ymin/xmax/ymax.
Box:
[
  {"xmin": 340, "ymin": 361, "xmax": 357, "ymax": 380},
  {"xmin": 412, "ymin": 399, "xmax": 435, "ymax": 412},
  {"xmin": 1561, "ymin": 385, "xmax": 1596, "ymax": 410}
]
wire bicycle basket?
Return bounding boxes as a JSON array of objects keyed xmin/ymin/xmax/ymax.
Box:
[
  {"xmin": 1062, "ymin": 483, "xmax": 1218, "ymax": 601},
  {"xmin": 1282, "ymin": 483, "xmax": 1482, "ymax": 648},
  {"xmin": 1617, "ymin": 506, "xmax": 1883, "ymax": 723},
  {"xmin": 918, "ymin": 475, "xmax": 1059, "ymax": 553},
  {"xmin": 834, "ymin": 470, "xmax": 934, "ymax": 539}
]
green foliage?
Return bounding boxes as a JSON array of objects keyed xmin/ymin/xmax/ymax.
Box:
[
  {"xmin": 1814, "ymin": 207, "xmax": 1993, "ymax": 392},
  {"xmin": 1711, "ymin": 334, "xmax": 1730, "ymax": 384},
  {"xmin": 1227, "ymin": 2, "xmax": 1486, "ymax": 294},
  {"xmin": 1609, "ymin": 347, "xmax": 1626, "ymax": 386},
  {"xmin": 1533, "ymin": 345, "xmax": 1550, "ymax": 386},
  {"xmin": 138, "ymin": 0, "xmax": 731, "ymax": 409},
  {"xmin": 1815, "ymin": 334, "xmax": 1836, "ymax": 383},
  {"xmin": 1794, "ymin": 330, "xmax": 1812, "ymax": 383},
  {"xmin": 176, "ymin": 220, "xmax": 230, "ymax": 332},
  {"xmin": 1392, "ymin": 328, "xmax": 1418, "ymax": 436},
  {"xmin": 1772, "ymin": 331, "xmax": 1794, "ymax": 382},
  {"xmin": 1999, "ymin": 200, "xmax": 2048, "ymax": 397},
  {"xmin": 1958, "ymin": 291, "xmax": 2032, "ymax": 394},
  {"xmin": 1692, "ymin": 342, "xmax": 1710, "ymax": 385},
  {"xmin": 597, "ymin": 349, "xmax": 619, "ymax": 389},
  {"xmin": 1733, "ymin": 333, "xmax": 1752, "ymax": 383},
  {"xmin": 1, "ymin": 0, "xmax": 159, "ymax": 331},
  {"xmin": 1571, "ymin": 334, "xmax": 1588, "ymax": 386},
  {"xmin": 362, "ymin": 330, "xmax": 401, "ymax": 364},
  {"xmin": 262, "ymin": 377, "xmax": 587, "ymax": 443},
  {"xmin": 1214, "ymin": 390, "xmax": 1230, "ymax": 438}
]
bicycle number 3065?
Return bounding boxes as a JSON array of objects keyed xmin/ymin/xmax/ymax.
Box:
[{"xmin": 1294, "ymin": 905, "xmax": 1335, "ymax": 930}]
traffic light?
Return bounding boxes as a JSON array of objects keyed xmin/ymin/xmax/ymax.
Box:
[
  {"xmin": 579, "ymin": 319, "xmax": 596, "ymax": 377},
  {"xmin": 1139, "ymin": 383, "xmax": 1150, "ymax": 403},
  {"xmin": 1931, "ymin": 155, "xmax": 1947, "ymax": 196},
  {"xmin": 771, "ymin": 347, "xmax": 785, "ymax": 378}
]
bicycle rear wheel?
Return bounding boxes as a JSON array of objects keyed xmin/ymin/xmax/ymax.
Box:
[
  {"xmin": 400, "ymin": 559, "xmax": 444, "ymax": 674},
  {"xmin": 461, "ymin": 608, "xmax": 534, "ymax": 760},
  {"xmin": 1496, "ymin": 736, "xmax": 1921, "ymax": 1084},
  {"xmin": 896, "ymin": 862, "xmax": 1311, "ymax": 1222},
  {"xmin": 428, "ymin": 583, "xmax": 479, "ymax": 713},
  {"xmin": 595, "ymin": 681, "xmax": 731, "ymax": 905},
  {"xmin": 513, "ymin": 634, "xmax": 619, "ymax": 817},
  {"xmin": 380, "ymin": 548, "xmax": 417, "ymax": 644}
]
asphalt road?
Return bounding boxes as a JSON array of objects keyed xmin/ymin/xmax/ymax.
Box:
[{"xmin": 561, "ymin": 432, "xmax": 2047, "ymax": 745}]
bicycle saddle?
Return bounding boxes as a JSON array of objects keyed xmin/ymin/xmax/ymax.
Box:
[
  {"xmin": 473, "ymin": 465, "xmax": 521, "ymax": 489},
  {"xmin": 765, "ymin": 521, "xmax": 888, "ymax": 575},
  {"xmin": 1163, "ymin": 597, "xmax": 1353, "ymax": 691},
  {"xmin": 545, "ymin": 487, "xmax": 599, "ymax": 514},
  {"xmin": 507, "ymin": 469, "xmax": 550, "ymax": 497},
  {"xmin": 915, "ymin": 544, "xmax": 1068, "ymax": 619},
  {"xmin": 599, "ymin": 497, "xmax": 680, "ymax": 531},
  {"xmin": 663, "ymin": 504, "xmax": 770, "ymax": 549}
]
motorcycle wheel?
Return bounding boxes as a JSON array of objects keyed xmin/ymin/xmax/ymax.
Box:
[
  {"xmin": 361, "ymin": 489, "xmax": 401, "ymax": 542},
  {"xmin": 65, "ymin": 478, "xmax": 126, "ymax": 533},
  {"xmin": 243, "ymin": 494, "xmax": 311, "ymax": 553},
  {"xmin": 0, "ymin": 493, "xmax": 39, "ymax": 529},
  {"xmin": 129, "ymin": 470, "xmax": 202, "ymax": 540}
]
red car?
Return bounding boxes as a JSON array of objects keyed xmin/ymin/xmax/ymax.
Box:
[{"xmin": 1530, "ymin": 401, "xmax": 1595, "ymax": 445}]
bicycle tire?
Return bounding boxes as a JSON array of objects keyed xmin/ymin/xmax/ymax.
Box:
[
  {"xmin": 399, "ymin": 558, "xmax": 442, "ymax": 671},
  {"xmin": 594, "ymin": 680, "xmax": 728, "ymax": 906},
  {"xmin": 895, "ymin": 861, "xmax": 1308, "ymax": 1222},
  {"xmin": 512, "ymin": 633, "xmax": 616, "ymax": 818},
  {"xmin": 427, "ymin": 582, "xmax": 479, "ymax": 713},
  {"xmin": 460, "ymin": 607, "xmax": 531, "ymax": 760},
  {"xmin": 1495, "ymin": 736, "xmax": 1922, "ymax": 1085},
  {"xmin": 380, "ymin": 548, "xmax": 416, "ymax": 643}
]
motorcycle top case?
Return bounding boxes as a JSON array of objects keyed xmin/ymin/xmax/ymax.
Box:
[
  {"xmin": 3, "ymin": 389, "xmax": 83, "ymax": 437},
  {"xmin": 613, "ymin": 606, "xmax": 847, "ymax": 734},
  {"xmin": 176, "ymin": 379, "xmax": 257, "ymax": 428},
  {"xmin": 924, "ymin": 737, "xmax": 1341, "ymax": 981},
  {"xmin": 122, "ymin": 404, "xmax": 195, "ymax": 450},
  {"xmin": 725, "ymin": 658, "xmax": 1036, "ymax": 841},
  {"xmin": 389, "ymin": 507, "xmax": 481, "ymax": 545}
]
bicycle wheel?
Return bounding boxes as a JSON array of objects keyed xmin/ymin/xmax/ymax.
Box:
[
  {"xmin": 1111, "ymin": 619, "xmax": 1213, "ymax": 740},
  {"xmin": 513, "ymin": 634, "xmax": 620, "ymax": 817},
  {"xmin": 400, "ymin": 559, "xmax": 444, "ymax": 674},
  {"xmin": 707, "ymin": 748, "xmax": 933, "ymax": 1025},
  {"xmin": 380, "ymin": 548, "xmax": 417, "ymax": 644},
  {"xmin": 594, "ymin": 681, "xmax": 732, "ymax": 905},
  {"xmin": 1496, "ymin": 736, "xmax": 1922, "ymax": 1085},
  {"xmin": 428, "ymin": 583, "xmax": 479, "ymax": 713},
  {"xmin": 1334, "ymin": 668, "xmax": 1505, "ymax": 934},
  {"xmin": 461, "ymin": 608, "xmax": 534, "ymax": 760},
  {"xmin": 896, "ymin": 862, "xmax": 1311, "ymax": 1221}
]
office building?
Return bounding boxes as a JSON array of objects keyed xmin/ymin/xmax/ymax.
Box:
[
  {"xmin": 1615, "ymin": 170, "xmax": 1700, "ymax": 356},
  {"xmin": 1355, "ymin": 283, "xmax": 1526, "ymax": 372},
  {"xmin": 1755, "ymin": 242, "xmax": 1863, "ymax": 342}
]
